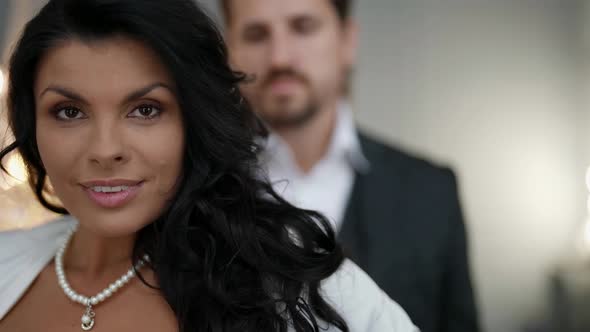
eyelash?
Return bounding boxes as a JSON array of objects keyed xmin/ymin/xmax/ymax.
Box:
[
  {"xmin": 127, "ymin": 104, "xmax": 163, "ymax": 120},
  {"xmin": 51, "ymin": 103, "xmax": 164, "ymax": 122}
]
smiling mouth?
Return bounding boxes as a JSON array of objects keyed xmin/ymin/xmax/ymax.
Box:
[
  {"xmin": 89, "ymin": 185, "xmax": 131, "ymax": 193},
  {"xmin": 80, "ymin": 180, "xmax": 144, "ymax": 209}
]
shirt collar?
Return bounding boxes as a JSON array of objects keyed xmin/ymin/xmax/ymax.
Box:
[{"xmin": 328, "ymin": 101, "xmax": 370, "ymax": 173}]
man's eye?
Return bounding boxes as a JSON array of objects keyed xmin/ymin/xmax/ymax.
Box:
[
  {"xmin": 293, "ymin": 18, "xmax": 319, "ymax": 35},
  {"xmin": 243, "ymin": 26, "xmax": 268, "ymax": 43}
]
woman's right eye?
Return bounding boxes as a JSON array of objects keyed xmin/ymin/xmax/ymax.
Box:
[{"xmin": 54, "ymin": 106, "xmax": 86, "ymax": 121}]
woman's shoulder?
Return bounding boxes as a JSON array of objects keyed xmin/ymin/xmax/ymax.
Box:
[
  {"xmin": 0, "ymin": 216, "xmax": 75, "ymax": 255},
  {"xmin": 321, "ymin": 259, "xmax": 419, "ymax": 332},
  {"xmin": 0, "ymin": 215, "xmax": 75, "ymax": 321}
]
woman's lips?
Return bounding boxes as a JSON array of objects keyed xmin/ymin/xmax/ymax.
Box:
[{"xmin": 80, "ymin": 180, "xmax": 144, "ymax": 209}]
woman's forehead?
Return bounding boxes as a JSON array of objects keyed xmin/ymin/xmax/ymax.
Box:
[{"xmin": 34, "ymin": 37, "xmax": 175, "ymax": 99}]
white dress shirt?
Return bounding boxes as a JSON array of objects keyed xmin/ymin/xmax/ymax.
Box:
[
  {"xmin": 260, "ymin": 103, "xmax": 369, "ymax": 232},
  {"xmin": 0, "ymin": 217, "xmax": 418, "ymax": 331}
]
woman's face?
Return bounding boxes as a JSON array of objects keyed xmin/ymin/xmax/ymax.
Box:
[{"xmin": 34, "ymin": 37, "xmax": 185, "ymax": 237}]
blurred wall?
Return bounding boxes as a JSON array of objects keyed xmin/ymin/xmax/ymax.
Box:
[
  {"xmin": 0, "ymin": 0, "xmax": 45, "ymax": 63},
  {"xmin": 0, "ymin": 2, "xmax": 12, "ymax": 56},
  {"xmin": 584, "ymin": 2, "xmax": 590, "ymax": 168},
  {"xmin": 350, "ymin": 1, "xmax": 585, "ymax": 332}
]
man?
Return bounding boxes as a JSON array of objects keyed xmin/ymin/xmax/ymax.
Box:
[{"xmin": 221, "ymin": 1, "xmax": 480, "ymax": 331}]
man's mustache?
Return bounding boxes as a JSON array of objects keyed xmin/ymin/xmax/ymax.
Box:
[{"xmin": 261, "ymin": 68, "xmax": 308, "ymax": 88}]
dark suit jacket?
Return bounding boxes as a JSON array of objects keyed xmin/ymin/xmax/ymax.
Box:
[{"xmin": 338, "ymin": 132, "xmax": 480, "ymax": 332}]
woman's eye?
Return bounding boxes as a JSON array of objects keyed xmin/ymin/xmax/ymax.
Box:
[
  {"xmin": 128, "ymin": 104, "xmax": 162, "ymax": 120},
  {"xmin": 54, "ymin": 106, "xmax": 85, "ymax": 121}
]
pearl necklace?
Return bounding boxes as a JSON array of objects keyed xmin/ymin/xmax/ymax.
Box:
[{"xmin": 54, "ymin": 226, "xmax": 150, "ymax": 331}]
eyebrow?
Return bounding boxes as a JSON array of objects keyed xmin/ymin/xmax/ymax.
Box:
[
  {"xmin": 38, "ymin": 82, "xmax": 175, "ymax": 104},
  {"xmin": 241, "ymin": 13, "xmax": 320, "ymax": 33}
]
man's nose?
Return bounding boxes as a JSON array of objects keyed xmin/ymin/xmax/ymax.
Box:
[{"xmin": 268, "ymin": 33, "xmax": 295, "ymax": 69}]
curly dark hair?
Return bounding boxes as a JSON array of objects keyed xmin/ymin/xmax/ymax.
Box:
[{"xmin": 0, "ymin": 0, "xmax": 348, "ymax": 331}]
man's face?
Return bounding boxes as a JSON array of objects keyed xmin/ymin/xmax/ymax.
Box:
[{"xmin": 225, "ymin": 0, "xmax": 356, "ymax": 129}]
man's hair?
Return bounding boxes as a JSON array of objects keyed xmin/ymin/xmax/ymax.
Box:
[{"xmin": 220, "ymin": 0, "xmax": 352, "ymax": 22}]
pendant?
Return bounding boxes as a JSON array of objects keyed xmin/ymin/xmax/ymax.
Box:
[{"xmin": 81, "ymin": 304, "xmax": 96, "ymax": 331}]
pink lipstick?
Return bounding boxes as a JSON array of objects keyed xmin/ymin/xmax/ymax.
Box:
[{"xmin": 80, "ymin": 179, "xmax": 144, "ymax": 209}]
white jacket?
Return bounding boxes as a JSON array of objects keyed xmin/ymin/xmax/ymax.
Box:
[{"xmin": 0, "ymin": 216, "xmax": 419, "ymax": 331}]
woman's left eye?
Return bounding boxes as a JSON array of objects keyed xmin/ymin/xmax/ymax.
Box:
[{"xmin": 128, "ymin": 104, "xmax": 162, "ymax": 120}]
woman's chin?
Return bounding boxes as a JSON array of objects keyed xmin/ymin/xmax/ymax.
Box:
[{"xmin": 72, "ymin": 211, "xmax": 154, "ymax": 238}]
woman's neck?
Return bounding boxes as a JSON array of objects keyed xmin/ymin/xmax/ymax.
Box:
[{"xmin": 64, "ymin": 226, "xmax": 137, "ymax": 279}]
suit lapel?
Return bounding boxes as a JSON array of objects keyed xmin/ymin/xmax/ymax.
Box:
[
  {"xmin": 338, "ymin": 134, "xmax": 406, "ymax": 278},
  {"xmin": 339, "ymin": 172, "xmax": 369, "ymax": 270}
]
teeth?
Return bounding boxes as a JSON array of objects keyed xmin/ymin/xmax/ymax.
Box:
[{"xmin": 91, "ymin": 186, "xmax": 130, "ymax": 193}]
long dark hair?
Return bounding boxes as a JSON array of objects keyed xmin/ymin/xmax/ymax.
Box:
[{"xmin": 0, "ymin": 0, "xmax": 348, "ymax": 331}]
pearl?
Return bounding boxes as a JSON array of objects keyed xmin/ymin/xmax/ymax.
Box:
[
  {"xmin": 81, "ymin": 314, "xmax": 91, "ymax": 324},
  {"xmin": 54, "ymin": 225, "xmax": 150, "ymax": 329}
]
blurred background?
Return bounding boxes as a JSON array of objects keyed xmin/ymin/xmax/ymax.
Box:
[{"xmin": 1, "ymin": 1, "xmax": 590, "ymax": 331}]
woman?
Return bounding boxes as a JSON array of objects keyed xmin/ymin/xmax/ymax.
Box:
[{"xmin": 0, "ymin": 0, "xmax": 417, "ymax": 331}]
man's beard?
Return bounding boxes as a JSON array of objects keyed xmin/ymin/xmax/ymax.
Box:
[
  {"xmin": 261, "ymin": 98, "xmax": 320, "ymax": 130},
  {"xmin": 258, "ymin": 68, "xmax": 320, "ymax": 129}
]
